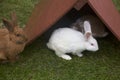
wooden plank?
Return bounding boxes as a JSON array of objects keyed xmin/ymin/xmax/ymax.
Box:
[
  {"xmin": 24, "ymin": 0, "xmax": 78, "ymax": 43},
  {"xmin": 74, "ymin": 0, "xmax": 87, "ymax": 10},
  {"xmin": 88, "ymin": 0, "xmax": 120, "ymax": 40}
]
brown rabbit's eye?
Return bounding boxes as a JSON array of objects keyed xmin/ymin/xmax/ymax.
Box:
[{"xmin": 16, "ymin": 34, "xmax": 21, "ymax": 37}]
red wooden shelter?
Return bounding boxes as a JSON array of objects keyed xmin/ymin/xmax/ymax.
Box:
[{"xmin": 24, "ymin": 0, "xmax": 120, "ymax": 44}]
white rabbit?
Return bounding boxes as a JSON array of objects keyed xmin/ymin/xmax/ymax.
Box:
[{"xmin": 47, "ymin": 21, "xmax": 99, "ymax": 60}]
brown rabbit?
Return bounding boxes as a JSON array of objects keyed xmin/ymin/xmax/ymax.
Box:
[
  {"xmin": 70, "ymin": 15, "xmax": 108, "ymax": 38},
  {"xmin": 0, "ymin": 12, "xmax": 28, "ymax": 63}
]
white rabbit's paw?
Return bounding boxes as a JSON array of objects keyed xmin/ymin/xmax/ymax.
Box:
[
  {"xmin": 61, "ymin": 55, "xmax": 72, "ymax": 60},
  {"xmin": 77, "ymin": 53, "xmax": 83, "ymax": 57}
]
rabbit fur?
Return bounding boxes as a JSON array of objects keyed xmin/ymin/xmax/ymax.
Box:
[
  {"xmin": 0, "ymin": 12, "xmax": 28, "ymax": 63},
  {"xmin": 70, "ymin": 15, "xmax": 108, "ymax": 38},
  {"xmin": 47, "ymin": 21, "xmax": 99, "ymax": 60}
]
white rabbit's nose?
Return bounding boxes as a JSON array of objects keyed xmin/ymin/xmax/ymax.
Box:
[{"xmin": 95, "ymin": 47, "xmax": 99, "ymax": 51}]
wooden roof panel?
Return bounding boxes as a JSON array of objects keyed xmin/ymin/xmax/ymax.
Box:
[
  {"xmin": 24, "ymin": 0, "xmax": 78, "ymax": 43},
  {"xmin": 88, "ymin": 0, "xmax": 120, "ymax": 40}
]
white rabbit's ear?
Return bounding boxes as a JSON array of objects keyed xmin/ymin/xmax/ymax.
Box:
[
  {"xmin": 85, "ymin": 32, "xmax": 92, "ymax": 40},
  {"xmin": 84, "ymin": 21, "xmax": 92, "ymax": 40},
  {"xmin": 84, "ymin": 21, "xmax": 92, "ymax": 33}
]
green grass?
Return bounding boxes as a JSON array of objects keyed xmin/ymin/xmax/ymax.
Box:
[
  {"xmin": 0, "ymin": 0, "xmax": 120, "ymax": 80},
  {"xmin": 113, "ymin": 0, "xmax": 120, "ymax": 11}
]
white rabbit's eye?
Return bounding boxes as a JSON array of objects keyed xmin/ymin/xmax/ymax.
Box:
[{"xmin": 91, "ymin": 43, "xmax": 94, "ymax": 46}]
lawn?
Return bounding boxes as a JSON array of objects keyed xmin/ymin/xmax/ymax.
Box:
[{"xmin": 0, "ymin": 0, "xmax": 120, "ymax": 80}]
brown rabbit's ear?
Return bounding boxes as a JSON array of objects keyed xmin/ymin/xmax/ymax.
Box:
[
  {"xmin": 2, "ymin": 18, "xmax": 14, "ymax": 32},
  {"xmin": 11, "ymin": 12, "xmax": 18, "ymax": 27}
]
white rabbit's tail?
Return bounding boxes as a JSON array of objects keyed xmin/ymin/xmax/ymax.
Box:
[
  {"xmin": 47, "ymin": 43, "xmax": 51, "ymax": 49},
  {"xmin": 47, "ymin": 42, "xmax": 54, "ymax": 50}
]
